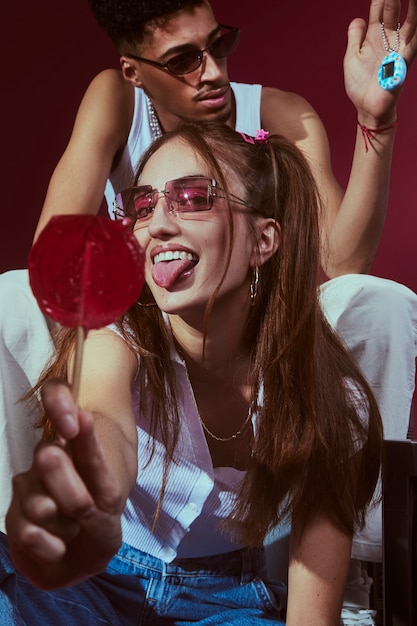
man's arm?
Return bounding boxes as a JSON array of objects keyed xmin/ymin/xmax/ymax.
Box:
[
  {"xmin": 261, "ymin": 0, "xmax": 417, "ymax": 278},
  {"xmin": 5, "ymin": 330, "xmax": 138, "ymax": 589},
  {"xmin": 33, "ymin": 70, "xmax": 134, "ymax": 242}
]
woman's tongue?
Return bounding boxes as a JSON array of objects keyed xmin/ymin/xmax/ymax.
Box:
[{"xmin": 152, "ymin": 258, "xmax": 195, "ymax": 288}]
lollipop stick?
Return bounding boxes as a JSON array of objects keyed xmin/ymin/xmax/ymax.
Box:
[
  {"xmin": 71, "ymin": 241, "xmax": 92, "ymax": 405},
  {"xmin": 71, "ymin": 326, "xmax": 87, "ymax": 406}
]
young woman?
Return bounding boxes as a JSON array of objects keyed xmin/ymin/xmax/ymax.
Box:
[{"xmin": 1, "ymin": 123, "xmax": 383, "ymax": 625}]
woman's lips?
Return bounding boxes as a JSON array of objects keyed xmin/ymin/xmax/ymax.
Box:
[{"xmin": 151, "ymin": 249, "xmax": 198, "ymax": 288}]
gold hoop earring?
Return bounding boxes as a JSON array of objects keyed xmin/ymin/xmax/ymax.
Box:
[{"xmin": 250, "ymin": 266, "xmax": 259, "ymax": 306}]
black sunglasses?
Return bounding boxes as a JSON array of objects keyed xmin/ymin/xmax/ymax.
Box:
[{"xmin": 126, "ymin": 24, "xmax": 240, "ymax": 76}]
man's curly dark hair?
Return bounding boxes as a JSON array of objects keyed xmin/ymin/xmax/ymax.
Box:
[{"xmin": 87, "ymin": 0, "xmax": 205, "ymax": 51}]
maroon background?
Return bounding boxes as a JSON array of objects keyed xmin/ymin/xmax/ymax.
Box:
[{"xmin": 2, "ymin": 0, "xmax": 416, "ymax": 291}]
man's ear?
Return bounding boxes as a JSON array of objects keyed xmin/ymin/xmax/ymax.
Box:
[
  {"xmin": 251, "ymin": 218, "xmax": 281, "ymax": 268},
  {"xmin": 120, "ymin": 57, "xmax": 144, "ymax": 87}
]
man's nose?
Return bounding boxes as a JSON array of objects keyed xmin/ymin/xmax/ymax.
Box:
[{"xmin": 199, "ymin": 49, "xmax": 224, "ymax": 81}]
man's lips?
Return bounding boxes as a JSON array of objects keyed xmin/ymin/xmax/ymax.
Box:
[{"xmin": 193, "ymin": 84, "xmax": 230, "ymax": 103}]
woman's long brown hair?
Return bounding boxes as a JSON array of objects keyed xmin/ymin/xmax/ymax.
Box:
[{"xmin": 35, "ymin": 122, "xmax": 383, "ymax": 546}]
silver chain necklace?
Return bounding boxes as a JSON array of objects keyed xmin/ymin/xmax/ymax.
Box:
[
  {"xmin": 146, "ymin": 97, "xmax": 163, "ymax": 140},
  {"xmin": 381, "ymin": 22, "xmax": 401, "ymax": 52}
]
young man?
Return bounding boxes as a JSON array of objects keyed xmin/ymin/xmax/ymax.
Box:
[{"xmin": 1, "ymin": 0, "xmax": 417, "ymax": 620}]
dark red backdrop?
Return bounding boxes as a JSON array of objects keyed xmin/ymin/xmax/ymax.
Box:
[{"xmin": 2, "ymin": 0, "xmax": 416, "ymax": 292}]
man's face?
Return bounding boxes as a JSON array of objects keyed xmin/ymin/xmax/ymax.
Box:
[{"xmin": 121, "ymin": 2, "xmax": 236, "ymax": 131}]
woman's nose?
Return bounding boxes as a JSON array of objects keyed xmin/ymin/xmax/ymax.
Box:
[{"xmin": 147, "ymin": 197, "xmax": 180, "ymax": 238}]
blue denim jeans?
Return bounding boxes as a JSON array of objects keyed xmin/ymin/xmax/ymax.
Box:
[{"xmin": 0, "ymin": 533, "xmax": 286, "ymax": 625}]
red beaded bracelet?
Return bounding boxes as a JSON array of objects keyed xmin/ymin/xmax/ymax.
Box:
[{"xmin": 358, "ymin": 120, "xmax": 398, "ymax": 152}]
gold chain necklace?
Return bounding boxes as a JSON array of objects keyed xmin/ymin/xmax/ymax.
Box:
[
  {"xmin": 199, "ymin": 409, "xmax": 253, "ymax": 443},
  {"xmin": 179, "ymin": 349, "xmax": 254, "ymax": 443}
]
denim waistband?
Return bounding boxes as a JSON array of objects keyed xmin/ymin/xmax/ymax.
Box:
[{"xmin": 108, "ymin": 542, "xmax": 267, "ymax": 583}]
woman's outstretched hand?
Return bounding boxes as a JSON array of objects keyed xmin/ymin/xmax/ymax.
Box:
[{"xmin": 6, "ymin": 379, "xmax": 124, "ymax": 590}]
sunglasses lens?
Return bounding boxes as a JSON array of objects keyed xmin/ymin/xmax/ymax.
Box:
[
  {"xmin": 166, "ymin": 50, "xmax": 201, "ymax": 74},
  {"xmin": 170, "ymin": 177, "xmax": 212, "ymax": 211},
  {"xmin": 133, "ymin": 192, "xmax": 154, "ymax": 220},
  {"xmin": 116, "ymin": 186, "xmax": 153, "ymax": 220},
  {"xmin": 165, "ymin": 27, "xmax": 240, "ymax": 74},
  {"xmin": 115, "ymin": 177, "xmax": 216, "ymax": 226},
  {"xmin": 211, "ymin": 28, "xmax": 240, "ymax": 58}
]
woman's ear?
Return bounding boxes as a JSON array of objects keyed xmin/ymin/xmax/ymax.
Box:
[
  {"xmin": 120, "ymin": 57, "xmax": 144, "ymax": 87},
  {"xmin": 251, "ymin": 218, "xmax": 281, "ymax": 268}
]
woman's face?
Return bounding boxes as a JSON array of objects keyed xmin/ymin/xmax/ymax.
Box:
[{"xmin": 133, "ymin": 138, "xmax": 256, "ymax": 321}]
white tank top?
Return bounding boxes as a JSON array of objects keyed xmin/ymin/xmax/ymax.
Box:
[{"xmin": 104, "ymin": 82, "xmax": 262, "ymax": 214}]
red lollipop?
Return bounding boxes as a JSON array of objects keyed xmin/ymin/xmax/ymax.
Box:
[{"xmin": 29, "ymin": 214, "xmax": 145, "ymax": 401}]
